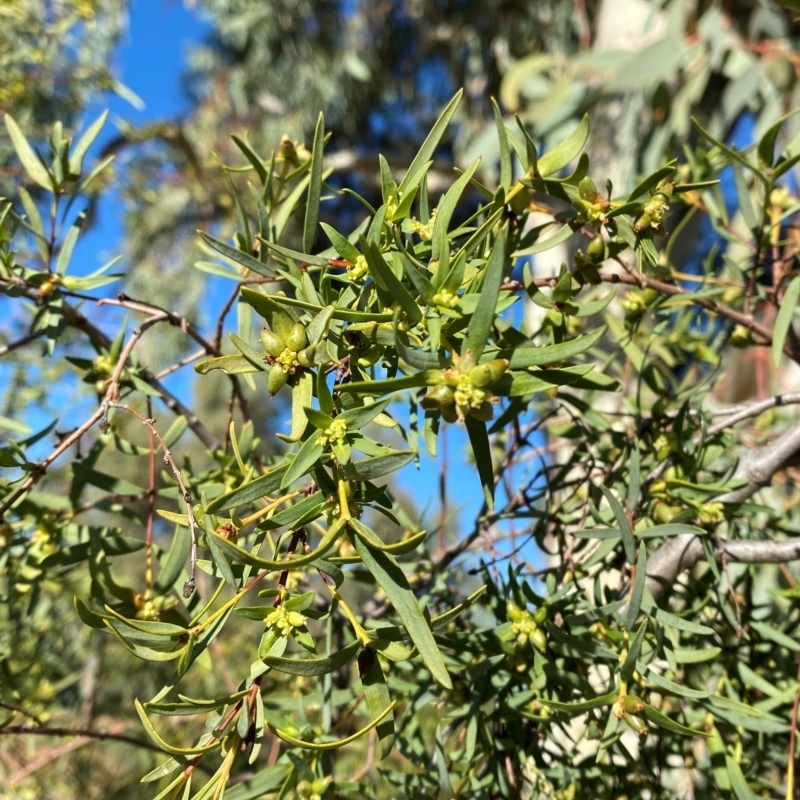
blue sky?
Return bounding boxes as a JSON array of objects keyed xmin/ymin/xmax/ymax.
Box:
[{"xmin": 62, "ymin": 1, "xmax": 538, "ymax": 568}]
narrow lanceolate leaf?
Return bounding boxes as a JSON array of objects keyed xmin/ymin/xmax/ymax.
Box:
[
  {"xmin": 537, "ymin": 114, "xmax": 589, "ymax": 176},
  {"xmin": 750, "ymin": 619, "xmax": 800, "ymax": 652},
  {"xmin": 600, "ymin": 485, "xmax": 635, "ymax": 563},
  {"xmin": 502, "ymin": 326, "xmax": 606, "ymax": 368},
  {"xmin": 4, "ymin": 114, "xmax": 52, "ymax": 190},
  {"xmin": 462, "ymin": 226, "xmax": 507, "ymax": 361},
  {"xmin": 362, "ymin": 239, "xmax": 422, "ymax": 324},
  {"xmin": 207, "ymin": 518, "xmax": 344, "ymax": 571},
  {"xmin": 398, "ymin": 90, "xmax": 462, "ymax": 196},
  {"xmin": 268, "ymin": 701, "xmax": 397, "ymax": 751},
  {"xmin": 625, "ymin": 542, "xmax": 647, "ymax": 630},
  {"xmin": 342, "ymin": 449, "xmax": 416, "ymax": 481},
  {"xmin": 360, "ymin": 649, "xmax": 395, "ymax": 759},
  {"xmin": 464, "ymin": 416, "xmax": 495, "ymax": 510},
  {"xmin": 262, "ymin": 640, "xmax": 361, "ymax": 676},
  {"xmin": 636, "ymin": 663, "xmax": 710, "ymax": 699},
  {"xmin": 277, "ymin": 370, "xmax": 313, "ymax": 443},
  {"xmin": 205, "ymin": 464, "xmax": 289, "ymax": 513},
  {"xmin": 540, "ymin": 693, "xmax": 617, "ymax": 714},
  {"xmin": 491, "ymin": 98, "xmax": 512, "ymax": 191},
  {"xmin": 198, "ymin": 231, "xmax": 276, "ymax": 278},
  {"xmin": 350, "ymin": 533, "xmax": 452, "ymax": 689},
  {"xmin": 135, "ymin": 700, "xmax": 219, "ymax": 755},
  {"xmin": 68, "ymin": 110, "xmax": 109, "ymax": 177},
  {"xmin": 772, "ymin": 274, "xmax": 800, "ymax": 367},
  {"xmin": 641, "ymin": 703, "xmax": 709, "ymax": 737},
  {"xmin": 726, "ymin": 754, "xmax": 760, "ymax": 800},
  {"xmin": 304, "ymin": 112, "xmax": 325, "ymax": 254},
  {"xmin": 281, "ymin": 430, "xmax": 325, "ymax": 488},
  {"xmin": 620, "ymin": 619, "xmax": 647, "ymax": 681},
  {"xmin": 431, "ymin": 158, "xmax": 481, "ymax": 261},
  {"xmin": 55, "ymin": 213, "xmax": 84, "ymax": 276}
]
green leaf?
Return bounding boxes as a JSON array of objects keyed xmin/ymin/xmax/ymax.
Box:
[
  {"xmin": 5, "ymin": 114, "xmax": 52, "ymax": 190},
  {"xmin": 68, "ymin": 110, "xmax": 108, "ymax": 177},
  {"xmin": 491, "ymin": 98, "xmax": 512, "ymax": 191},
  {"xmin": 268, "ymin": 700, "xmax": 397, "ymax": 751},
  {"xmin": 726, "ymin": 754, "xmax": 759, "ymax": 800},
  {"xmin": 321, "ymin": 221, "xmax": 362, "ymax": 264},
  {"xmin": 462, "ymin": 225, "xmax": 507, "ymax": 361},
  {"xmin": 281, "ymin": 431, "xmax": 325, "ymax": 489},
  {"xmin": 55, "ymin": 213, "xmax": 84, "ymax": 276},
  {"xmin": 350, "ymin": 532, "xmax": 452, "ymax": 689},
  {"xmin": 278, "ymin": 370, "xmax": 313, "ymax": 443},
  {"xmin": 502, "ymin": 326, "xmax": 606, "ymax": 368},
  {"xmin": 134, "ymin": 700, "xmax": 219, "ymax": 755},
  {"xmin": 154, "ymin": 525, "xmax": 191, "ymax": 594},
  {"xmin": 625, "ymin": 542, "xmax": 647, "ymax": 630},
  {"xmin": 512, "ymin": 223, "xmax": 574, "ymax": 257},
  {"xmin": 208, "ymin": 518, "xmax": 344, "ymax": 571},
  {"xmin": 620, "ymin": 620, "xmax": 647, "ymax": 682},
  {"xmin": 398, "ymin": 90, "xmax": 463, "ymax": 196},
  {"xmin": 205, "ymin": 464, "xmax": 289, "ymax": 513},
  {"xmin": 600, "ymin": 485, "xmax": 635, "ymax": 563},
  {"xmin": 733, "ymin": 164, "xmax": 757, "ymax": 230},
  {"xmin": 260, "ymin": 239, "xmax": 329, "ymax": 267},
  {"xmin": 231, "ymin": 133, "xmax": 267, "ymax": 183},
  {"xmin": 198, "ymin": 231, "xmax": 276, "ymax": 279},
  {"xmin": 642, "ymin": 703, "xmax": 708, "ymax": 737},
  {"xmin": 641, "ymin": 602, "xmax": 713, "ymax": 635},
  {"xmin": 361, "ymin": 239, "xmax": 422, "ymax": 324},
  {"xmin": 360, "ymin": 651, "xmax": 395, "ymax": 759},
  {"xmin": 262, "ymin": 639, "xmax": 361, "ymax": 676},
  {"xmin": 757, "ymin": 109, "xmax": 800, "ymax": 169},
  {"xmin": 636, "ymin": 663, "xmax": 710, "ymax": 699},
  {"xmin": 464, "ymin": 416, "xmax": 495, "ymax": 510},
  {"xmin": 537, "ymin": 114, "xmax": 589, "ymax": 176},
  {"xmin": 305, "ymin": 113, "xmax": 324, "ymax": 254},
  {"xmin": 691, "ymin": 117, "xmax": 764, "ymax": 184},
  {"xmin": 540, "ymin": 693, "xmax": 617, "ymax": 715},
  {"xmin": 224, "ymin": 765, "xmax": 294, "ymax": 800},
  {"xmin": 750, "ymin": 619, "xmax": 800, "ymax": 652},
  {"xmin": 230, "ymin": 332, "xmax": 268, "ymax": 372},
  {"xmin": 772, "ymin": 274, "xmax": 800, "ymax": 367},
  {"xmin": 431, "ymin": 158, "xmax": 481, "ymax": 261},
  {"xmin": 342, "ymin": 449, "xmax": 416, "ymax": 481}
]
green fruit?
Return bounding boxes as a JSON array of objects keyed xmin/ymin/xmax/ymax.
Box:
[
  {"xmin": 623, "ymin": 694, "xmax": 644, "ymax": 714},
  {"xmin": 260, "ymin": 329, "xmax": 285, "ymax": 357},
  {"xmin": 421, "ymin": 384, "xmax": 455, "ymax": 410},
  {"xmin": 469, "ymin": 358, "xmax": 509, "ymax": 388},
  {"xmin": 586, "ymin": 233, "xmax": 606, "ymax": 262},
  {"xmin": 533, "ymin": 606, "xmax": 547, "ymax": 625},
  {"xmin": 285, "ymin": 322, "xmax": 307, "ymax": 352},
  {"xmin": 270, "ymin": 307, "xmax": 297, "ymax": 342},
  {"xmin": 506, "ymin": 601, "xmax": 524, "ymax": 623},
  {"xmin": 529, "ymin": 627, "xmax": 547, "ymax": 653},
  {"xmin": 267, "ymin": 366, "xmax": 289, "ymax": 395},
  {"xmin": 296, "ymin": 344, "xmax": 317, "ymax": 368},
  {"xmin": 623, "ymin": 711, "xmax": 647, "ymax": 736}
]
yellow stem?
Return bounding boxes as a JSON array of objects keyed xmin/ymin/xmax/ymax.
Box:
[
  {"xmin": 337, "ymin": 478, "xmax": 351, "ymax": 521},
  {"xmin": 329, "ymin": 586, "xmax": 369, "ymax": 645},
  {"xmin": 239, "ymin": 491, "xmax": 300, "ymax": 528}
]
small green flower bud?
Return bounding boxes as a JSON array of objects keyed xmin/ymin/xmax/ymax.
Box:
[
  {"xmin": 529, "ymin": 627, "xmax": 547, "ymax": 653},
  {"xmin": 270, "ymin": 308, "xmax": 297, "ymax": 342},
  {"xmin": 633, "ymin": 212, "xmax": 652, "ymax": 233},
  {"xmin": 506, "ymin": 601, "xmax": 524, "ymax": 622},
  {"xmin": 267, "ymin": 365, "xmax": 289, "ymax": 395},
  {"xmin": 578, "ymin": 177, "xmax": 599, "ymax": 203},
  {"xmin": 469, "ymin": 358, "xmax": 509, "ymax": 388},
  {"xmin": 623, "ymin": 711, "xmax": 647, "ymax": 736},
  {"xmin": 421, "ymin": 384, "xmax": 455, "ymax": 410},
  {"xmin": 533, "ymin": 606, "xmax": 547, "ymax": 625},
  {"xmin": 261, "ymin": 328, "xmax": 285, "ymax": 357},
  {"xmin": 623, "ymin": 694, "xmax": 644, "ymax": 714},
  {"xmin": 285, "ymin": 322, "xmax": 308, "ymax": 352},
  {"xmin": 296, "ymin": 344, "xmax": 317, "ymax": 368},
  {"xmin": 586, "ymin": 234, "xmax": 606, "ymax": 262}
]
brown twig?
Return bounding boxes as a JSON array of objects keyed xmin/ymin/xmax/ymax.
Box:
[{"xmin": 107, "ymin": 402, "xmax": 198, "ymax": 596}]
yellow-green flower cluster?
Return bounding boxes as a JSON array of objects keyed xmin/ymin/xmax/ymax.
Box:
[
  {"xmin": 507, "ymin": 601, "xmax": 547, "ymax": 653},
  {"xmin": 348, "ymin": 254, "xmax": 369, "ymax": 279},
  {"xmin": 432, "ymin": 288, "xmax": 459, "ymax": 309},
  {"xmin": 264, "ymin": 604, "xmax": 306, "ymax": 636},
  {"xmin": 319, "ymin": 418, "xmax": 347, "ymax": 447}
]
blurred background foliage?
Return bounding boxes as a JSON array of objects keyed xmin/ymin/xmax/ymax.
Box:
[{"xmin": 3, "ymin": 0, "xmax": 800, "ymax": 797}]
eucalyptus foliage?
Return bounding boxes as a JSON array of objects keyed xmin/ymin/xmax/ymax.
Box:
[{"xmin": 4, "ymin": 84, "xmax": 800, "ymax": 800}]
